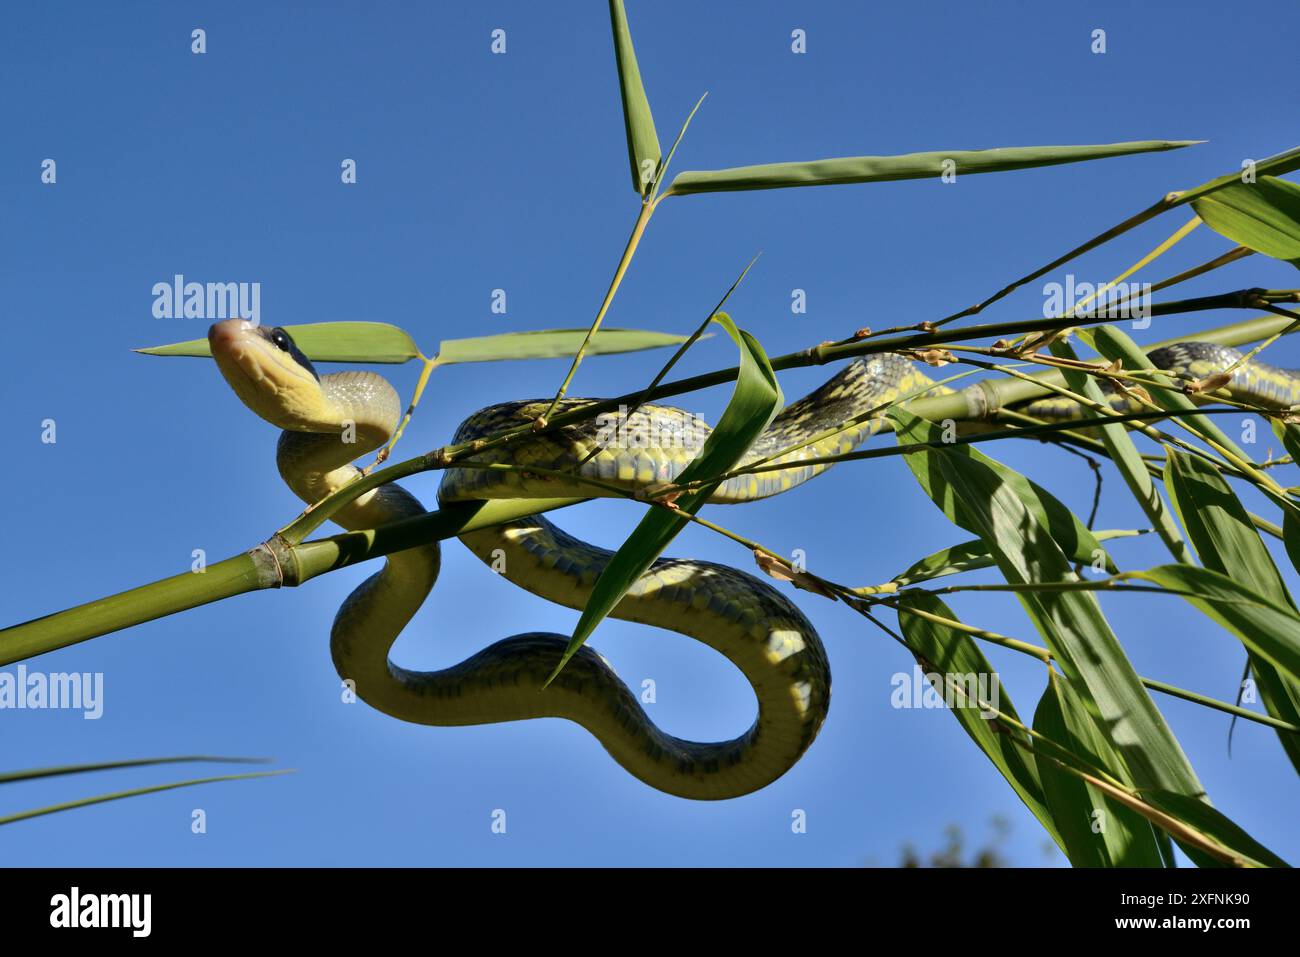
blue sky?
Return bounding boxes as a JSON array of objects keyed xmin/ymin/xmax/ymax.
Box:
[{"xmin": 2, "ymin": 0, "xmax": 1298, "ymax": 866}]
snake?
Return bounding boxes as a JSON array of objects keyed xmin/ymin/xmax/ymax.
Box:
[{"xmin": 206, "ymin": 320, "xmax": 1300, "ymax": 800}]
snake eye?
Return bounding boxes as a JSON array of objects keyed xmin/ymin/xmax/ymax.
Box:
[{"xmin": 265, "ymin": 326, "xmax": 321, "ymax": 382}]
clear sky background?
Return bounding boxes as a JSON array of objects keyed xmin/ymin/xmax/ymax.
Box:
[{"xmin": 2, "ymin": 0, "xmax": 1298, "ymax": 867}]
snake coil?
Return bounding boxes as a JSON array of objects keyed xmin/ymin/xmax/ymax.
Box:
[{"xmin": 208, "ymin": 320, "xmax": 1296, "ymax": 799}]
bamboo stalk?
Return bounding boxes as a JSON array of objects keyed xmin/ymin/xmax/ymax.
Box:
[
  {"xmin": 0, "ymin": 498, "xmax": 581, "ymax": 665},
  {"xmin": 6, "ymin": 307, "xmax": 1300, "ymax": 665}
]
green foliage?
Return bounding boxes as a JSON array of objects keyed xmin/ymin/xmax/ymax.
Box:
[
  {"xmin": 11, "ymin": 4, "xmax": 1300, "ymax": 865},
  {"xmin": 1193, "ymin": 176, "xmax": 1300, "ymax": 266},
  {"xmin": 547, "ymin": 312, "xmax": 781, "ymax": 682},
  {"xmin": 667, "ymin": 141, "xmax": 1199, "ymax": 196},
  {"xmin": 0, "ymin": 757, "xmax": 287, "ymax": 827},
  {"xmin": 138, "ymin": 323, "xmax": 690, "ymax": 365}
]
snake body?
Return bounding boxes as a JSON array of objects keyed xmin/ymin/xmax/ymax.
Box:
[
  {"xmin": 1025, "ymin": 342, "xmax": 1300, "ymax": 418},
  {"xmin": 207, "ymin": 321, "xmax": 1300, "ymax": 800}
]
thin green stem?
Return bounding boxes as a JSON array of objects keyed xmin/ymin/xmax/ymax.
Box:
[
  {"xmin": 930, "ymin": 195, "xmax": 1178, "ymax": 328},
  {"xmin": 648, "ymin": 92, "xmax": 708, "ymax": 199},
  {"xmin": 664, "ymin": 407, "xmax": 1249, "ymax": 493},
  {"xmin": 576, "ymin": 250, "xmax": 762, "ymax": 468},
  {"xmin": 0, "ymin": 771, "xmax": 294, "ymax": 827},
  {"xmin": 878, "ymin": 598, "xmax": 1299, "ymax": 734},
  {"xmin": 538, "ymin": 198, "xmax": 659, "ymax": 426}
]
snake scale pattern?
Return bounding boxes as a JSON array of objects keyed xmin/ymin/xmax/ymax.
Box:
[{"xmin": 207, "ymin": 321, "xmax": 1300, "ymax": 799}]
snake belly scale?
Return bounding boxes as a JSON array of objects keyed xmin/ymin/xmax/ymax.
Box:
[{"xmin": 206, "ymin": 320, "xmax": 1300, "ymax": 800}]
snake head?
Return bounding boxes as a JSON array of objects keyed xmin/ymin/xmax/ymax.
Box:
[{"xmin": 208, "ymin": 320, "xmax": 329, "ymax": 432}]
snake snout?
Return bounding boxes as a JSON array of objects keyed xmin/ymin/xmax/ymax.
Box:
[{"xmin": 208, "ymin": 318, "xmax": 257, "ymax": 356}]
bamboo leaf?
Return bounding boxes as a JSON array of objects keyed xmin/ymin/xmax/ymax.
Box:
[
  {"xmin": 1090, "ymin": 325, "xmax": 1251, "ymax": 459},
  {"xmin": 1130, "ymin": 564, "xmax": 1300, "ymax": 684},
  {"xmin": 1270, "ymin": 417, "xmax": 1300, "ymax": 465},
  {"xmin": 893, "ymin": 418, "xmax": 1117, "ymax": 575},
  {"xmin": 894, "ymin": 592, "xmax": 1062, "ymax": 849},
  {"xmin": 436, "ymin": 327, "xmax": 691, "ymax": 364},
  {"xmin": 1164, "ymin": 448, "xmax": 1294, "ymax": 608},
  {"xmin": 608, "ymin": 0, "xmax": 661, "ymax": 196},
  {"xmin": 549, "ymin": 313, "xmax": 780, "ymax": 681},
  {"xmin": 892, "ymin": 539, "xmax": 1008, "ymax": 587},
  {"xmin": 1191, "ymin": 176, "xmax": 1300, "ymax": 267},
  {"xmin": 0, "ymin": 755, "xmax": 268, "ymax": 785},
  {"xmin": 1163, "ymin": 448, "xmax": 1300, "ymax": 773},
  {"xmin": 0, "ymin": 770, "xmax": 292, "ymax": 827},
  {"xmin": 137, "ymin": 324, "xmax": 690, "ymax": 366},
  {"xmin": 137, "ymin": 321, "xmax": 421, "ymax": 363},
  {"xmin": 889, "ymin": 407, "xmax": 1206, "ymax": 801},
  {"xmin": 1284, "ymin": 510, "xmax": 1300, "ymax": 583},
  {"xmin": 1033, "ymin": 674, "xmax": 1166, "ymax": 867},
  {"xmin": 1051, "ymin": 338, "xmax": 1192, "ymax": 563},
  {"xmin": 1030, "ymin": 754, "xmax": 1274, "ymax": 867},
  {"xmin": 1139, "ymin": 789, "xmax": 1290, "ymax": 868},
  {"xmin": 666, "ymin": 140, "xmax": 1200, "ymax": 196},
  {"xmin": 891, "ymin": 530, "xmax": 1139, "ymax": 588},
  {"xmin": 1269, "ymin": 418, "xmax": 1300, "ymax": 576},
  {"xmin": 1175, "ymin": 144, "xmax": 1300, "ymax": 206}
]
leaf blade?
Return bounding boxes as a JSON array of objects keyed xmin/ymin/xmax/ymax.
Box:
[
  {"xmin": 889, "ymin": 406, "xmax": 1206, "ymax": 801},
  {"xmin": 1033, "ymin": 674, "xmax": 1166, "ymax": 867},
  {"xmin": 437, "ymin": 327, "xmax": 692, "ymax": 364},
  {"xmin": 0, "ymin": 755, "xmax": 268, "ymax": 785},
  {"xmin": 136, "ymin": 321, "xmax": 421, "ymax": 363},
  {"xmin": 895, "ymin": 592, "xmax": 1062, "ymax": 849},
  {"xmin": 890, "ymin": 530, "xmax": 1139, "ymax": 588},
  {"xmin": 137, "ymin": 324, "xmax": 691, "ymax": 365},
  {"xmin": 1133, "ymin": 564, "xmax": 1300, "ymax": 683},
  {"xmin": 0, "ymin": 770, "xmax": 292, "ymax": 827},
  {"xmin": 608, "ymin": 0, "xmax": 661, "ymax": 196},
  {"xmin": 667, "ymin": 141, "xmax": 1200, "ymax": 196},
  {"xmin": 1191, "ymin": 176, "xmax": 1300, "ymax": 266},
  {"xmin": 1050, "ymin": 337, "xmax": 1192, "ymax": 563},
  {"xmin": 550, "ymin": 313, "xmax": 781, "ymax": 680},
  {"xmin": 1162, "ymin": 448, "xmax": 1300, "ymax": 773}
]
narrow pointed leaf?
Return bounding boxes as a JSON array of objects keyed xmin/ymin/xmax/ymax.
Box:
[
  {"xmin": 895, "ymin": 592, "xmax": 1062, "ymax": 849},
  {"xmin": 667, "ymin": 140, "xmax": 1200, "ymax": 196},
  {"xmin": 892, "ymin": 539, "xmax": 1009, "ymax": 587},
  {"xmin": 889, "ymin": 406, "xmax": 1206, "ymax": 801},
  {"xmin": 1051, "ymin": 338, "xmax": 1192, "ymax": 563},
  {"xmin": 891, "ymin": 529, "xmax": 1139, "ymax": 588},
  {"xmin": 436, "ymin": 327, "xmax": 691, "ymax": 364},
  {"xmin": 138, "ymin": 324, "xmax": 691, "ymax": 366},
  {"xmin": 1131, "ymin": 564, "xmax": 1300, "ymax": 683},
  {"xmin": 0, "ymin": 755, "xmax": 268, "ymax": 785},
  {"xmin": 1091, "ymin": 325, "xmax": 1252, "ymax": 459},
  {"xmin": 1271, "ymin": 417, "xmax": 1300, "ymax": 464},
  {"xmin": 137, "ymin": 321, "xmax": 421, "ymax": 363},
  {"xmin": 0, "ymin": 770, "xmax": 292, "ymax": 827},
  {"xmin": 1033, "ymin": 675, "xmax": 1166, "ymax": 867},
  {"xmin": 1032, "ymin": 754, "xmax": 1274, "ymax": 867},
  {"xmin": 1284, "ymin": 510, "xmax": 1300, "ymax": 582},
  {"xmin": 608, "ymin": 0, "xmax": 661, "ymax": 195},
  {"xmin": 1139, "ymin": 790, "xmax": 1290, "ymax": 868},
  {"xmin": 892, "ymin": 416, "xmax": 1117, "ymax": 574},
  {"xmin": 551, "ymin": 314, "xmax": 780, "ymax": 680},
  {"xmin": 1191, "ymin": 176, "xmax": 1300, "ymax": 267},
  {"xmin": 1163, "ymin": 448, "xmax": 1300, "ymax": 772},
  {"xmin": 1270, "ymin": 417, "xmax": 1300, "ymax": 577},
  {"xmin": 1175, "ymin": 144, "xmax": 1300, "ymax": 206}
]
